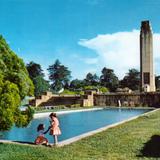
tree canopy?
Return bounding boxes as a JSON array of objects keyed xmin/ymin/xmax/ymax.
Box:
[
  {"xmin": 26, "ymin": 61, "xmax": 50, "ymax": 96},
  {"xmin": 26, "ymin": 61, "xmax": 44, "ymax": 79},
  {"xmin": 120, "ymin": 69, "xmax": 140, "ymax": 91},
  {"xmin": 0, "ymin": 35, "xmax": 34, "ymax": 130},
  {"xmin": 47, "ymin": 59, "xmax": 71, "ymax": 92},
  {"xmin": 70, "ymin": 79, "xmax": 85, "ymax": 90},
  {"xmin": 100, "ymin": 68, "xmax": 119, "ymax": 92},
  {"xmin": 84, "ymin": 73, "xmax": 100, "ymax": 86}
]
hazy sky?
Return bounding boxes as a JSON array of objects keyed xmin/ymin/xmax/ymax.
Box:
[{"xmin": 1, "ymin": 0, "xmax": 160, "ymax": 80}]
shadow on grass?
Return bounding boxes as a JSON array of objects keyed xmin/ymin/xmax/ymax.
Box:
[
  {"xmin": 0, "ymin": 140, "xmax": 51, "ymax": 147},
  {"xmin": 13, "ymin": 141, "xmax": 35, "ymax": 145},
  {"xmin": 0, "ymin": 141, "xmax": 35, "ymax": 145},
  {"xmin": 138, "ymin": 135, "xmax": 160, "ymax": 158}
]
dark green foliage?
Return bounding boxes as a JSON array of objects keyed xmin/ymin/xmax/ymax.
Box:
[
  {"xmin": 100, "ymin": 67, "xmax": 119, "ymax": 92},
  {"xmin": 0, "ymin": 35, "xmax": 34, "ymax": 130},
  {"xmin": 26, "ymin": 62, "xmax": 50, "ymax": 96},
  {"xmin": 47, "ymin": 59, "xmax": 71, "ymax": 92},
  {"xmin": 26, "ymin": 61, "xmax": 44, "ymax": 79},
  {"xmin": 70, "ymin": 74, "xmax": 108, "ymax": 93},
  {"xmin": 84, "ymin": 73, "xmax": 100, "ymax": 86},
  {"xmin": 63, "ymin": 81, "xmax": 70, "ymax": 89},
  {"xmin": 70, "ymin": 79, "xmax": 85, "ymax": 90},
  {"xmin": 33, "ymin": 76, "xmax": 50, "ymax": 96},
  {"xmin": 120, "ymin": 68, "xmax": 140, "ymax": 91},
  {"xmin": 70, "ymin": 73, "xmax": 100, "ymax": 91}
]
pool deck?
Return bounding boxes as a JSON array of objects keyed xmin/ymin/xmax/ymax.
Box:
[
  {"xmin": 0, "ymin": 107, "xmax": 158, "ymax": 147},
  {"xmin": 34, "ymin": 107, "xmax": 103, "ymax": 118}
]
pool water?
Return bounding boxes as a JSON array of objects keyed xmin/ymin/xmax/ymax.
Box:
[{"xmin": 0, "ymin": 108, "xmax": 151, "ymax": 143}]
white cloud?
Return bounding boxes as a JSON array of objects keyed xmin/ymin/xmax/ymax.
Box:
[
  {"xmin": 78, "ymin": 30, "xmax": 160, "ymax": 79},
  {"xmin": 70, "ymin": 54, "xmax": 98, "ymax": 65},
  {"xmin": 83, "ymin": 58, "xmax": 98, "ymax": 64}
]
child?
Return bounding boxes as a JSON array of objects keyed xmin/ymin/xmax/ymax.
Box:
[
  {"xmin": 49, "ymin": 113, "xmax": 61, "ymax": 145},
  {"xmin": 35, "ymin": 124, "xmax": 49, "ymax": 145}
]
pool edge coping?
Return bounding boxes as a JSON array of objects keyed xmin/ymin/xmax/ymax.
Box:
[
  {"xmin": 33, "ymin": 107, "xmax": 103, "ymax": 118},
  {"xmin": 33, "ymin": 107, "xmax": 154, "ymax": 118},
  {"xmin": 0, "ymin": 108, "xmax": 159, "ymax": 147}
]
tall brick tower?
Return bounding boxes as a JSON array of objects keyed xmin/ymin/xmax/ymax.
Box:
[{"xmin": 140, "ymin": 21, "xmax": 155, "ymax": 92}]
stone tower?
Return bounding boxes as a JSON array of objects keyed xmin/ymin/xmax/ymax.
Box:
[{"xmin": 140, "ymin": 20, "xmax": 155, "ymax": 92}]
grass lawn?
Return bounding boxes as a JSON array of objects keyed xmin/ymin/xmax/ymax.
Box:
[{"xmin": 1, "ymin": 109, "xmax": 160, "ymax": 160}]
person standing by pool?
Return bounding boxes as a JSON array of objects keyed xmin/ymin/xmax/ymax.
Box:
[{"xmin": 49, "ymin": 112, "xmax": 61, "ymax": 145}]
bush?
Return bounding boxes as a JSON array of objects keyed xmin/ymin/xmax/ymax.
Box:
[
  {"xmin": 0, "ymin": 35, "xmax": 34, "ymax": 131},
  {"xmin": 99, "ymin": 86, "xmax": 109, "ymax": 93},
  {"xmin": 60, "ymin": 89, "xmax": 84, "ymax": 95},
  {"xmin": 83, "ymin": 85, "xmax": 109, "ymax": 93},
  {"xmin": 60, "ymin": 89, "xmax": 76, "ymax": 95},
  {"xmin": 84, "ymin": 86, "xmax": 95, "ymax": 90}
]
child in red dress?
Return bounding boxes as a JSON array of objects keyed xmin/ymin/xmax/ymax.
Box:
[
  {"xmin": 35, "ymin": 124, "xmax": 49, "ymax": 145},
  {"xmin": 49, "ymin": 113, "xmax": 61, "ymax": 145}
]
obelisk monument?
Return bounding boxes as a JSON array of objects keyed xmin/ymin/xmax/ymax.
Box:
[{"xmin": 140, "ymin": 20, "xmax": 155, "ymax": 92}]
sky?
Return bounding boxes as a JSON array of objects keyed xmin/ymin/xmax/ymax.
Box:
[{"xmin": 0, "ymin": 0, "xmax": 160, "ymax": 80}]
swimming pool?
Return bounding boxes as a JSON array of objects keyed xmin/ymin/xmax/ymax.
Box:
[{"xmin": 0, "ymin": 108, "xmax": 152, "ymax": 143}]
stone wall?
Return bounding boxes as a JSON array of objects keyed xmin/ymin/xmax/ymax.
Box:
[
  {"xmin": 29, "ymin": 91, "xmax": 160, "ymax": 108},
  {"xmin": 39, "ymin": 95, "xmax": 82, "ymax": 107},
  {"xmin": 140, "ymin": 92, "xmax": 160, "ymax": 107},
  {"xmin": 94, "ymin": 92, "xmax": 160, "ymax": 107},
  {"xmin": 29, "ymin": 91, "xmax": 95, "ymax": 107},
  {"xmin": 29, "ymin": 91, "xmax": 54, "ymax": 106}
]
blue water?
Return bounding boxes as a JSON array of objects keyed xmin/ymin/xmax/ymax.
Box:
[{"xmin": 0, "ymin": 108, "xmax": 151, "ymax": 143}]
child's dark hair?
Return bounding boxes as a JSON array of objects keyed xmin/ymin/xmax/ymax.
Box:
[
  {"xmin": 37, "ymin": 124, "xmax": 44, "ymax": 132},
  {"xmin": 49, "ymin": 112, "xmax": 57, "ymax": 118}
]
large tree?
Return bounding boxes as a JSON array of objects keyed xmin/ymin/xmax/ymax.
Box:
[
  {"xmin": 100, "ymin": 67, "xmax": 119, "ymax": 92},
  {"xmin": 47, "ymin": 59, "xmax": 71, "ymax": 92},
  {"xmin": 26, "ymin": 61, "xmax": 50, "ymax": 96},
  {"xmin": 84, "ymin": 73, "xmax": 100, "ymax": 86},
  {"xmin": 0, "ymin": 35, "xmax": 34, "ymax": 130},
  {"xmin": 26, "ymin": 61, "xmax": 44, "ymax": 79},
  {"xmin": 120, "ymin": 69, "xmax": 140, "ymax": 91}
]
